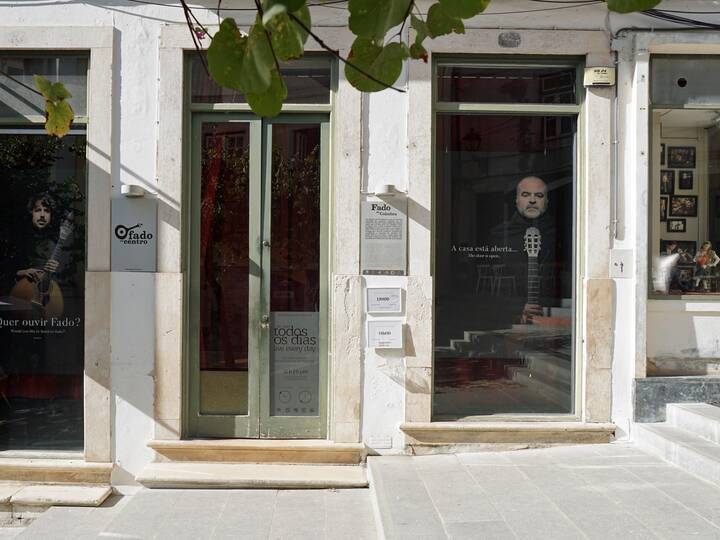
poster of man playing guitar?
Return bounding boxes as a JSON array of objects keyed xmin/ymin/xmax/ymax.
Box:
[{"xmin": 10, "ymin": 194, "xmax": 74, "ymax": 319}]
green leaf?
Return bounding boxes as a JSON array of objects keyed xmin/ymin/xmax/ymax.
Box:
[
  {"xmin": 266, "ymin": 5, "xmax": 311, "ymax": 61},
  {"xmin": 44, "ymin": 99, "xmax": 74, "ymax": 138},
  {"xmin": 345, "ymin": 38, "xmax": 409, "ymax": 93},
  {"xmin": 33, "ymin": 75, "xmax": 74, "ymax": 138},
  {"xmin": 348, "ymin": 0, "xmax": 411, "ymax": 41},
  {"xmin": 605, "ymin": 0, "xmax": 660, "ymax": 13},
  {"xmin": 426, "ymin": 3, "xmax": 465, "ymax": 38},
  {"xmin": 246, "ymin": 69, "xmax": 288, "ymax": 117},
  {"xmin": 243, "ymin": 19, "xmax": 277, "ymax": 94},
  {"xmin": 409, "ymin": 42, "xmax": 427, "ymax": 61},
  {"xmin": 438, "ymin": 0, "xmax": 490, "ymax": 19},
  {"xmin": 207, "ymin": 18, "xmax": 248, "ymax": 90},
  {"xmin": 208, "ymin": 17, "xmax": 276, "ymax": 95}
]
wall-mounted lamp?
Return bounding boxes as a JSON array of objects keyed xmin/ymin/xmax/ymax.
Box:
[
  {"xmin": 121, "ymin": 184, "xmax": 146, "ymax": 198},
  {"xmin": 362, "ymin": 184, "xmax": 407, "ymax": 197}
]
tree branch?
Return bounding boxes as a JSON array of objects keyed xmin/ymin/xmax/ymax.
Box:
[
  {"xmin": 179, "ymin": 0, "xmax": 209, "ymax": 75},
  {"xmin": 288, "ymin": 12, "xmax": 405, "ymax": 93},
  {"xmin": 395, "ymin": 0, "xmax": 415, "ymax": 41}
]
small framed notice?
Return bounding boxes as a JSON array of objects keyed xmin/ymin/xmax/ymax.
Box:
[
  {"xmin": 361, "ymin": 198, "xmax": 407, "ymax": 275},
  {"xmin": 367, "ymin": 288, "xmax": 402, "ymax": 314},
  {"xmin": 367, "ymin": 320, "xmax": 404, "ymax": 349}
]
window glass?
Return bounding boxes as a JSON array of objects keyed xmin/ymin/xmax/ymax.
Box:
[
  {"xmin": 191, "ymin": 54, "xmax": 331, "ymax": 104},
  {"xmin": 437, "ymin": 65, "xmax": 576, "ymax": 104},
  {"xmin": 650, "ymin": 109, "xmax": 720, "ymax": 296},
  {"xmin": 0, "ymin": 132, "xmax": 86, "ymax": 449},
  {"xmin": 434, "ymin": 113, "xmax": 575, "ymax": 417},
  {"xmin": 0, "ymin": 54, "xmax": 89, "ymax": 118}
]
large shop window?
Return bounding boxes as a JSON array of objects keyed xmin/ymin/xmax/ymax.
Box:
[
  {"xmin": 0, "ymin": 54, "xmax": 88, "ymax": 450},
  {"xmin": 650, "ymin": 56, "xmax": 720, "ymax": 297},
  {"xmin": 434, "ymin": 61, "xmax": 579, "ymax": 418}
]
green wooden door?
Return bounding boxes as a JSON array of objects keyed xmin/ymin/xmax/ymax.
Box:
[{"xmin": 188, "ymin": 113, "xmax": 328, "ymax": 439}]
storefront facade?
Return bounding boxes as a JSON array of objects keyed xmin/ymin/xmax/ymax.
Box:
[{"xmin": 0, "ymin": 2, "xmax": 718, "ymax": 486}]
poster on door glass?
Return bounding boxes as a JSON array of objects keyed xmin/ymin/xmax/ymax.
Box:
[
  {"xmin": 433, "ymin": 114, "xmax": 575, "ymax": 417},
  {"xmin": 0, "ymin": 133, "xmax": 86, "ymax": 449},
  {"xmin": 270, "ymin": 311, "xmax": 319, "ymax": 416}
]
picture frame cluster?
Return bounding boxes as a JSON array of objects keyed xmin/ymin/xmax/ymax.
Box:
[{"xmin": 659, "ymin": 145, "xmax": 697, "ymax": 233}]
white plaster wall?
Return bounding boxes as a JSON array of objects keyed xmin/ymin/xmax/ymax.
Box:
[{"xmin": 110, "ymin": 272, "xmax": 155, "ymax": 485}]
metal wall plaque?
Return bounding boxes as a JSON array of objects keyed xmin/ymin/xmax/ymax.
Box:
[
  {"xmin": 111, "ymin": 197, "xmax": 157, "ymax": 272},
  {"xmin": 366, "ymin": 287, "xmax": 402, "ymax": 314},
  {"xmin": 367, "ymin": 319, "xmax": 404, "ymax": 349},
  {"xmin": 583, "ymin": 67, "xmax": 616, "ymax": 87},
  {"xmin": 361, "ymin": 198, "xmax": 407, "ymax": 276}
]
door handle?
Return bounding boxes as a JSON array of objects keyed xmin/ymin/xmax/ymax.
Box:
[
  {"xmin": 260, "ymin": 314, "xmax": 270, "ymax": 329},
  {"xmin": 262, "ymin": 239, "xmax": 271, "ymax": 248}
]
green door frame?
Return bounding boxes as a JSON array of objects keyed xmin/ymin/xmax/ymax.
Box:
[{"xmin": 187, "ymin": 112, "xmax": 330, "ymax": 439}]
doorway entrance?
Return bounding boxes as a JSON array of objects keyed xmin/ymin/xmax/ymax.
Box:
[{"xmin": 187, "ymin": 114, "xmax": 329, "ymax": 438}]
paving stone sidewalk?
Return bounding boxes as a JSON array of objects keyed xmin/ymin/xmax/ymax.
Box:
[
  {"xmin": 371, "ymin": 443, "xmax": 720, "ymax": 539},
  {"xmin": 7, "ymin": 442, "xmax": 720, "ymax": 539}
]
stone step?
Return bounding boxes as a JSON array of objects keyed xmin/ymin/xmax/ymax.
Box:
[
  {"xmin": 0, "ymin": 483, "xmax": 112, "ymax": 527},
  {"xmin": 516, "ymin": 353, "xmax": 572, "ymax": 384},
  {"xmin": 136, "ymin": 463, "xmax": 368, "ymax": 489},
  {"xmin": 633, "ymin": 423, "xmax": 720, "ymax": 486},
  {"xmin": 0, "ymin": 459, "xmax": 112, "ymax": 485},
  {"xmin": 148, "ymin": 439, "xmax": 366, "ymax": 465},
  {"xmin": 506, "ymin": 368, "xmax": 571, "ymax": 408},
  {"xmin": 667, "ymin": 403, "xmax": 720, "ymax": 444},
  {"xmin": 634, "ymin": 376, "xmax": 720, "ymax": 422},
  {"xmin": 401, "ymin": 422, "xmax": 615, "ymax": 450}
]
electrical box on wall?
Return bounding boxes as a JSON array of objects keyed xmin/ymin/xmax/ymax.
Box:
[{"xmin": 584, "ymin": 67, "xmax": 616, "ymax": 87}]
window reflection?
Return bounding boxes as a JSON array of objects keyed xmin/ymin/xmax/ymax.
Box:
[{"xmin": 434, "ymin": 114, "xmax": 575, "ymax": 417}]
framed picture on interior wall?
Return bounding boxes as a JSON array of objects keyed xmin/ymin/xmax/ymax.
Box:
[
  {"xmin": 670, "ymin": 195, "xmax": 698, "ymax": 217},
  {"xmin": 661, "ymin": 143, "xmax": 666, "ymax": 165},
  {"xmin": 676, "ymin": 240, "xmax": 697, "ymax": 259},
  {"xmin": 668, "ymin": 146, "xmax": 696, "ymax": 168},
  {"xmin": 667, "ymin": 218, "xmax": 686, "ymax": 233},
  {"xmin": 660, "ymin": 170, "xmax": 674, "ymax": 195},
  {"xmin": 660, "ymin": 197, "xmax": 668, "ymax": 222},
  {"xmin": 679, "ymin": 170, "xmax": 693, "ymax": 190}
]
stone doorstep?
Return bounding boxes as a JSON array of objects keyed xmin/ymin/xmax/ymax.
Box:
[
  {"xmin": 8, "ymin": 484, "xmax": 112, "ymax": 507},
  {"xmin": 0, "ymin": 459, "xmax": 112, "ymax": 484},
  {"xmin": 667, "ymin": 403, "xmax": 720, "ymax": 444},
  {"xmin": 135, "ymin": 462, "xmax": 369, "ymax": 489},
  {"xmin": 401, "ymin": 422, "xmax": 616, "ymax": 446},
  {"xmin": 148, "ymin": 439, "xmax": 367, "ymax": 464}
]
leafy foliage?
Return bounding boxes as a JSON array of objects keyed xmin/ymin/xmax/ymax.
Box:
[
  {"xmin": 3, "ymin": 0, "xmax": 657, "ymax": 131},
  {"xmin": 33, "ymin": 76, "xmax": 74, "ymax": 138}
]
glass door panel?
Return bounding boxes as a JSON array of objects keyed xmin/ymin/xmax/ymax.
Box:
[
  {"xmin": 189, "ymin": 116, "xmax": 261, "ymax": 437},
  {"xmin": 261, "ymin": 120, "xmax": 327, "ymax": 438}
]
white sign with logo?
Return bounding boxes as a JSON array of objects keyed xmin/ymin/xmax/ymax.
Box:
[
  {"xmin": 367, "ymin": 319, "xmax": 404, "ymax": 349},
  {"xmin": 366, "ymin": 287, "xmax": 402, "ymax": 314},
  {"xmin": 111, "ymin": 197, "xmax": 157, "ymax": 272},
  {"xmin": 271, "ymin": 311, "xmax": 320, "ymax": 417},
  {"xmin": 361, "ymin": 198, "xmax": 407, "ymax": 275}
]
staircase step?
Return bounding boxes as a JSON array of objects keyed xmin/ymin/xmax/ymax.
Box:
[
  {"xmin": 148, "ymin": 439, "xmax": 366, "ymax": 465},
  {"xmin": 9, "ymin": 484, "xmax": 112, "ymax": 508},
  {"xmin": 0, "ymin": 459, "xmax": 112, "ymax": 484},
  {"xmin": 517, "ymin": 353, "xmax": 572, "ymax": 384},
  {"xmin": 633, "ymin": 423, "xmax": 720, "ymax": 486},
  {"xmin": 401, "ymin": 422, "xmax": 615, "ymax": 448},
  {"xmin": 507, "ymin": 369, "xmax": 571, "ymax": 408},
  {"xmin": 666, "ymin": 403, "xmax": 720, "ymax": 444},
  {"xmin": 136, "ymin": 463, "xmax": 368, "ymax": 489}
]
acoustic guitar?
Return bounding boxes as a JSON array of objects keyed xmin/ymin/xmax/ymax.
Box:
[
  {"xmin": 10, "ymin": 213, "xmax": 74, "ymax": 319},
  {"xmin": 523, "ymin": 226, "xmax": 570, "ymax": 328}
]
